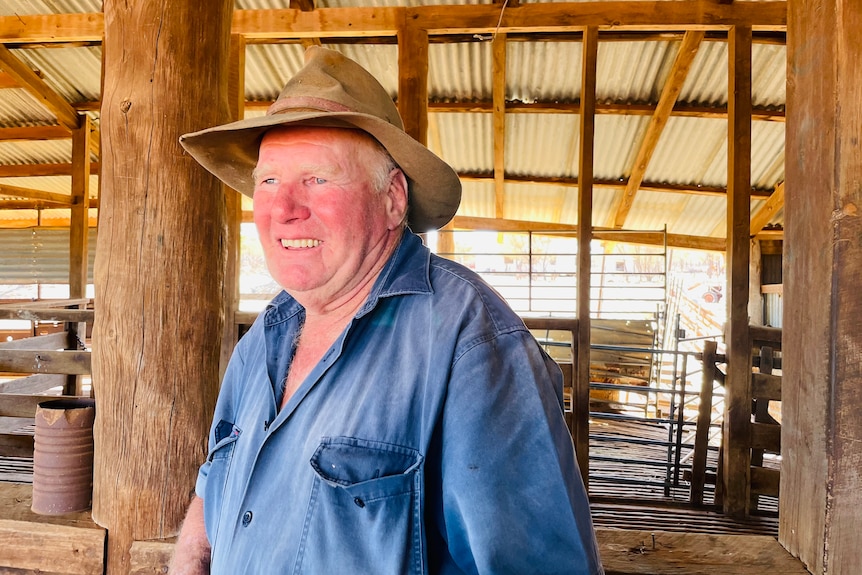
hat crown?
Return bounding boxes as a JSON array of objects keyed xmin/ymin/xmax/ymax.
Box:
[{"xmin": 269, "ymin": 47, "xmax": 404, "ymax": 131}]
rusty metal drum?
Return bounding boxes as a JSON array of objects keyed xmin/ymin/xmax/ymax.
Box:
[{"xmin": 31, "ymin": 398, "xmax": 96, "ymax": 515}]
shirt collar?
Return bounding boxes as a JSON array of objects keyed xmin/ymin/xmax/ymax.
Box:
[{"xmin": 263, "ymin": 230, "xmax": 432, "ymax": 326}]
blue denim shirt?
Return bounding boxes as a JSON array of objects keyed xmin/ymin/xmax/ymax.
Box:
[{"xmin": 197, "ymin": 231, "xmax": 604, "ymax": 574}]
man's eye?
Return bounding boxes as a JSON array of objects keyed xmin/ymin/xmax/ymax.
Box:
[{"xmin": 313, "ymin": 177, "xmax": 327, "ymax": 185}]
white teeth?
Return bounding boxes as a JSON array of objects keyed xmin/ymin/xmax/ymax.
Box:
[{"xmin": 281, "ymin": 239, "xmax": 321, "ymax": 249}]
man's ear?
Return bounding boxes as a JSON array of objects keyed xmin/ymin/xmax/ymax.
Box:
[{"xmin": 385, "ymin": 168, "xmax": 409, "ymax": 230}]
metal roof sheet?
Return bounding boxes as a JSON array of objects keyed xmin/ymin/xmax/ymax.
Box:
[{"xmin": 0, "ymin": 1, "xmax": 788, "ymax": 248}]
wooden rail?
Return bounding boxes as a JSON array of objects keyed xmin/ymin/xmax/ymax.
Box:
[
  {"xmin": 0, "ymin": 300, "xmax": 93, "ymax": 457},
  {"xmin": 689, "ymin": 327, "xmax": 782, "ymax": 513}
]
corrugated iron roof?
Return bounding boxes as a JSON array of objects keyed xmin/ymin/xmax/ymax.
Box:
[{"xmin": 0, "ymin": 2, "xmax": 787, "ymax": 240}]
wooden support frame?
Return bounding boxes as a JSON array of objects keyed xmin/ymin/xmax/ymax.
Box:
[
  {"xmin": 611, "ymin": 30, "xmax": 705, "ymax": 229},
  {"xmin": 722, "ymin": 24, "xmax": 753, "ymax": 518},
  {"xmin": 397, "ymin": 24, "xmax": 429, "ymax": 148},
  {"xmin": 576, "ymin": 26, "xmax": 598, "ymax": 489},
  {"xmin": 492, "ymin": 32, "xmax": 507, "ymax": 219}
]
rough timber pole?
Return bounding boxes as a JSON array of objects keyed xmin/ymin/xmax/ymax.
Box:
[
  {"xmin": 782, "ymin": 1, "xmax": 862, "ymax": 573},
  {"xmin": 92, "ymin": 1, "xmax": 231, "ymax": 572}
]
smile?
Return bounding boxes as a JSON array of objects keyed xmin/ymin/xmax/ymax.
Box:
[{"xmin": 281, "ymin": 238, "xmax": 321, "ymax": 249}]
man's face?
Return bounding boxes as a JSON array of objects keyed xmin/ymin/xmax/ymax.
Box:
[{"xmin": 252, "ymin": 126, "xmax": 407, "ymax": 308}]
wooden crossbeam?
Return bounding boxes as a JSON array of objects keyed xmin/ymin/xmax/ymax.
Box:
[
  {"xmin": 0, "ymin": 3, "xmax": 787, "ymax": 46},
  {"xmin": 493, "ymin": 33, "xmax": 507, "ymax": 218},
  {"xmin": 611, "ymin": 31, "xmax": 705, "ymax": 228},
  {"xmin": 0, "ymin": 519, "xmax": 105, "ymax": 574},
  {"xmin": 0, "ymin": 183, "xmax": 72, "ymax": 205},
  {"xmin": 0, "ymin": 350, "xmax": 91, "ymax": 375},
  {"xmin": 427, "ymin": 99, "xmax": 785, "ymax": 121},
  {"xmin": 0, "ymin": 162, "xmax": 100, "ymax": 177},
  {"xmin": 451, "ymin": 215, "xmax": 726, "ymax": 251},
  {"xmin": 72, "ymin": 98, "xmax": 786, "ymax": 122},
  {"xmin": 0, "ymin": 45, "xmax": 79, "ymax": 130},
  {"xmin": 458, "ymin": 172, "xmax": 773, "ymax": 197},
  {"xmin": 750, "ymin": 181, "xmax": 785, "ymax": 236}
]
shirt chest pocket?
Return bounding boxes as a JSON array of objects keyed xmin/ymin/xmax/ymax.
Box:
[{"xmin": 310, "ymin": 436, "xmax": 422, "ymax": 504}]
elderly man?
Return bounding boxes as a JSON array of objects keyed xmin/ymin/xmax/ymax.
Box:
[{"xmin": 170, "ymin": 46, "xmax": 603, "ymax": 575}]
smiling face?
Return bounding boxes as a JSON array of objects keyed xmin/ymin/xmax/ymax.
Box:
[{"xmin": 252, "ymin": 126, "xmax": 408, "ymax": 311}]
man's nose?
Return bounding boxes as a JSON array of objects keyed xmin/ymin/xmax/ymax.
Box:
[{"xmin": 270, "ymin": 184, "xmax": 310, "ymax": 222}]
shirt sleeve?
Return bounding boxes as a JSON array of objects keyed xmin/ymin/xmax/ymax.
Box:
[{"xmin": 432, "ymin": 329, "xmax": 604, "ymax": 575}]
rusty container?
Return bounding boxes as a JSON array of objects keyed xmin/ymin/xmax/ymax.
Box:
[{"xmin": 31, "ymin": 398, "xmax": 96, "ymax": 515}]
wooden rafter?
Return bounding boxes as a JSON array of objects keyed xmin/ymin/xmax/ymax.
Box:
[
  {"xmin": 575, "ymin": 25, "xmax": 599, "ymax": 485},
  {"xmin": 0, "ymin": 124, "xmax": 101, "ymax": 159},
  {"xmin": 200, "ymin": 97, "xmax": 786, "ymax": 122},
  {"xmin": 750, "ymin": 181, "xmax": 785, "ymax": 236},
  {"xmin": 0, "ymin": 125, "xmax": 71, "ymax": 140},
  {"xmin": 0, "ymin": 162, "xmax": 99, "ymax": 177},
  {"xmin": 0, "ymin": 183, "xmax": 72, "ymax": 205},
  {"xmin": 493, "ymin": 33, "xmax": 507, "ymax": 218},
  {"xmin": 452, "ymin": 215, "xmax": 726, "ymax": 251},
  {"xmin": 407, "ymin": 3, "xmax": 786, "ymax": 34},
  {"xmin": 458, "ymin": 173, "xmax": 773, "ymax": 198},
  {"xmin": 723, "ymin": 24, "xmax": 753, "ymax": 519},
  {"xmin": 611, "ymin": 30, "xmax": 705, "ymax": 229},
  {"xmin": 397, "ymin": 25, "xmax": 429, "ymax": 146},
  {"xmin": 424, "ymin": 99, "xmax": 785, "ymax": 121},
  {"xmin": 0, "ymin": 4, "xmax": 786, "ymax": 46},
  {"xmin": 0, "ymin": 44, "xmax": 80, "ymax": 130}
]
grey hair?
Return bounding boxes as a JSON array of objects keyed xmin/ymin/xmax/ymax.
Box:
[{"xmin": 366, "ymin": 139, "xmax": 409, "ymax": 230}]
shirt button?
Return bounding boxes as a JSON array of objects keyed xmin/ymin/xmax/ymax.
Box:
[
  {"xmin": 353, "ymin": 497, "xmax": 365, "ymax": 508},
  {"xmin": 242, "ymin": 511, "xmax": 253, "ymax": 526}
]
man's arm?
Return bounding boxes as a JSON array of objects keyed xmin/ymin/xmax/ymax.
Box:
[
  {"xmin": 168, "ymin": 496, "xmax": 211, "ymax": 574},
  {"xmin": 436, "ymin": 331, "xmax": 604, "ymax": 574}
]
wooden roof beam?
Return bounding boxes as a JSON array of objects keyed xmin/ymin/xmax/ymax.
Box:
[
  {"xmin": 493, "ymin": 33, "xmax": 507, "ymax": 218},
  {"xmin": 0, "ymin": 183, "xmax": 72, "ymax": 205},
  {"xmin": 79, "ymin": 97, "xmax": 784, "ymax": 122},
  {"xmin": 452, "ymin": 215, "xmax": 726, "ymax": 251},
  {"xmin": 458, "ymin": 172, "xmax": 773, "ymax": 198},
  {"xmin": 429, "ymin": 100, "xmax": 785, "ymax": 122},
  {"xmin": 611, "ymin": 30, "xmax": 705, "ymax": 229},
  {"xmin": 0, "ymin": 123, "xmax": 101, "ymax": 159},
  {"xmin": 750, "ymin": 180, "xmax": 784, "ymax": 236},
  {"xmin": 0, "ymin": 3, "xmax": 787, "ymax": 45},
  {"xmin": 0, "ymin": 45, "xmax": 80, "ymax": 130},
  {"xmin": 0, "ymin": 162, "xmax": 100, "ymax": 177},
  {"xmin": 409, "ymin": 2, "xmax": 786, "ymax": 34}
]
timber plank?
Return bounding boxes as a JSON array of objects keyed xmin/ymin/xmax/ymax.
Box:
[
  {"xmin": 0, "ymin": 433, "xmax": 33, "ymax": 457},
  {"xmin": 0, "ymin": 373, "xmax": 66, "ymax": 394},
  {"xmin": 0, "ymin": 349, "xmax": 91, "ymax": 375},
  {"xmin": 0, "ymin": 483, "xmax": 96, "ymax": 527},
  {"xmin": 750, "ymin": 466, "xmax": 780, "ymax": 496},
  {"xmin": 0, "ymin": 331, "xmax": 69, "ymax": 351},
  {"xmin": 130, "ymin": 540, "xmax": 175, "ymax": 575},
  {"xmin": 751, "ymin": 372, "xmax": 781, "ymax": 400},
  {"xmin": 0, "ymin": 519, "xmax": 104, "ymax": 574},
  {"xmin": 750, "ymin": 422, "xmax": 781, "ymax": 452},
  {"xmin": 0, "ymin": 393, "xmax": 85, "ymax": 418},
  {"xmin": 0, "ymin": 417, "xmax": 32, "ymax": 435},
  {"xmin": 597, "ymin": 529, "xmax": 809, "ymax": 575}
]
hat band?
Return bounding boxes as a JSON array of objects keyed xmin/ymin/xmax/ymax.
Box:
[{"xmin": 268, "ymin": 96, "xmax": 352, "ymax": 116}]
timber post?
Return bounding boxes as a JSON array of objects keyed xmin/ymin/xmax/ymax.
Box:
[
  {"xmin": 92, "ymin": 1, "xmax": 232, "ymax": 572},
  {"xmin": 782, "ymin": 1, "xmax": 862, "ymax": 573}
]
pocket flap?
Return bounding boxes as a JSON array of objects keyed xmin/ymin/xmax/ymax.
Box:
[{"xmin": 310, "ymin": 437, "xmax": 421, "ymax": 486}]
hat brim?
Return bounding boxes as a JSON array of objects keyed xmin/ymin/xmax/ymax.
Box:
[{"xmin": 179, "ymin": 111, "xmax": 461, "ymax": 232}]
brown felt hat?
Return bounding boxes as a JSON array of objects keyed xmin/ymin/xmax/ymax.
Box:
[{"xmin": 180, "ymin": 46, "xmax": 461, "ymax": 231}]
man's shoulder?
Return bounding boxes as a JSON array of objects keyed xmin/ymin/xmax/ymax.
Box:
[{"xmin": 426, "ymin": 254, "xmax": 527, "ymax": 333}]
